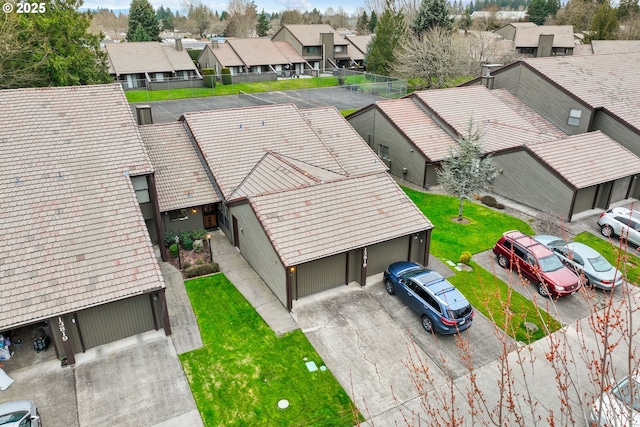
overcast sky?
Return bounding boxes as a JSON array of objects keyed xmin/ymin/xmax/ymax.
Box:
[{"xmin": 82, "ymin": 0, "xmax": 362, "ymax": 16}]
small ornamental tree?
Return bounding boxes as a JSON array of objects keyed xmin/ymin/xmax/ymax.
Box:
[{"xmin": 437, "ymin": 122, "xmax": 497, "ymax": 221}]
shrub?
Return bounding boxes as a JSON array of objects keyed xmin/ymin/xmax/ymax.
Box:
[
  {"xmin": 202, "ymin": 68, "xmax": 216, "ymax": 88},
  {"xmin": 184, "ymin": 263, "xmax": 220, "ymax": 278},
  {"xmin": 169, "ymin": 243, "xmax": 179, "ymax": 258},
  {"xmin": 196, "ymin": 258, "xmax": 205, "ymax": 265},
  {"xmin": 183, "ymin": 261, "xmax": 192, "ymax": 269},
  {"xmin": 459, "ymin": 251, "xmax": 472, "ymax": 265},
  {"xmin": 164, "ymin": 230, "xmax": 178, "ymax": 247},
  {"xmin": 191, "ymin": 228, "xmax": 208, "ymax": 241},
  {"xmin": 193, "ymin": 239, "xmax": 204, "ymax": 253},
  {"xmin": 221, "ymin": 68, "xmax": 232, "ymax": 85},
  {"xmin": 182, "ymin": 237, "xmax": 194, "ymax": 251},
  {"xmin": 481, "ymin": 195, "xmax": 498, "ymax": 208},
  {"xmin": 496, "ymin": 203, "xmax": 505, "ymax": 210},
  {"xmin": 180, "ymin": 230, "xmax": 191, "ymax": 243}
]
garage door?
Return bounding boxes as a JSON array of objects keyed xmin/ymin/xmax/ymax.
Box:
[
  {"xmin": 610, "ymin": 177, "xmax": 631, "ymax": 204},
  {"xmin": 367, "ymin": 236, "xmax": 410, "ymax": 275},
  {"xmin": 76, "ymin": 295, "xmax": 155, "ymax": 349},
  {"xmin": 297, "ymin": 253, "xmax": 347, "ymax": 298}
]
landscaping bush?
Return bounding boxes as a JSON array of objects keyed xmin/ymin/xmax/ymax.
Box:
[
  {"xmin": 164, "ymin": 230, "xmax": 178, "ymax": 247},
  {"xmin": 183, "ymin": 261, "xmax": 192, "ymax": 269},
  {"xmin": 169, "ymin": 243, "xmax": 179, "ymax": 258},
  {"xmin": 496, "ymin": 203, "xmax": 505, "ymax": 210},
  {"xmin": 193, "ymin": 239, "xmax": 204, "ymax": 253},
  {"xmin": 202, "ymin": 68, "xmax": 216, "ymax": 88},
  {"xmin": 196, "ymin": 258, "xmax": 205, "ymax": 265},
  {"xmin": 191, "ymin": 228, "xmax": 208, "ymax": 241},
  {"xmin": 180, "ymin": 230, "xmax": 191, "ymax": 243},
  {"xmin": 459, "ymin": 251, "xmax": 472, "ymax": 265},
  {"xmin": 182, "ymin": 237, "xmax": 194, "ymax": 251},
  {"xmin": 184, "ymin": 263, "xmax": 220, "ymax": 278},
  {"xmin": 481, "ymin": 195, "xmax": 498, "ymax": 207},
  {"xmin": 221, "ymin": 68, "xmax": 232, "ymax": 85}
]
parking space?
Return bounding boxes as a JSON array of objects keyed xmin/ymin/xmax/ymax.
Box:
[{"xmin": 475, "ymin": 249, "xmax": 628, "ymax": 325}]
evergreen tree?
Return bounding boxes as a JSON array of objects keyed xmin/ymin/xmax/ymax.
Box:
[
  {"xmin": 156, "ymin": 6, "xmax": 174, "ymax": 31},
  {"xmin": 256, "ymin": 9, "xmax": 270, "ymax": 36},
  {"xmin": 357, "ymin": 11, "xmax": 370, "ymax": 34},
  {"xmin": 369, "ymin": 10, "xmax": 378, "ymax": 32},
  {"xmin": 127, "ymin": 0, "xmax": 161, "ymax": 42},
  {"xmin": 133, "ymin": 23, "xmax": 151, "ymax": 40},
  {"xmin": 527, "ymin": 0, "xmax": 548, "ymax": 24},
  {"xmin": 411, "ymin": 0, "xmax": 452, "ymax": 35},
  {"xmin": 365, "ymin": 0, "xmax": 406, "ymax": 75},
  {"xmin": 618, "ymin": 0, "xmax": 640, "ymax": 19},
  {"xmin": 587, "ymin": 1, "xmax": 619, "ymax": 40}
]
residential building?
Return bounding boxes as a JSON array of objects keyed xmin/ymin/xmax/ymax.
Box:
[
  {"xmin": 271, "ymin": 24, "xmax": 351, "ymax": 70},
  {"xmin": 495, "ymin": 24, "xmax": 576, "ymax": 57},
  {"xmin": 0, "ymin": 84, "xmax": 171, "ymax": 366}
]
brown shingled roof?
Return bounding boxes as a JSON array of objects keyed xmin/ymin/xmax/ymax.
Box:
[
  {"xmin": 0, "ymin": 84, "xmax": 164, "ymax": 330},
  {"xmin": 250, "ymin": 172, "xmax": 433, "ymax": 266},
  {"xmin": 513, "ymin": 25, "xmax": 575, "ymax": 48},
  {"xmin": 139, "ymin": 122, "xmax": 220, "ymax": 212},
  {"xmin": 279, "ymin": 24, "xmax": 348, "ymax": 46},
  {"xmin": 105, "ymin": 42, "xmax": 199, "ymax": 76}
]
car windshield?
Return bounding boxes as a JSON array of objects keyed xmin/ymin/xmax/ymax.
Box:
[
  {"xmin": 588, "ymin": 256, "xmax": 613, "ymax": 273},
  {"xmin": 449, "ymin": 305, "xmax": 472, "ymax": 319},
  {"xmin": 613, "ymin": 377, "xmax": 640, "ymax": 412},
  {"xmin": 0, "ymin": 411, "xmax": 27, "ymax": 424},
  {"xmin": 538, "ymin": 255, "xmax": 564, "ymax": 272}
]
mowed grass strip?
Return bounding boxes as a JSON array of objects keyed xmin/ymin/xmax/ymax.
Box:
[
  {"xmin": 125, "ymin": 76, "xmax": 340, "ymax": 102},
  {"xmin": 403, "ymin": 188, "xmax": 561, "ymax": 341},
  {"xmin": 180, "ymin": 274, "xmax": 359, "ymax": 427},
  {"xmin": 574, "ymin": 232, "xmax": 640, "ymax": 285}
]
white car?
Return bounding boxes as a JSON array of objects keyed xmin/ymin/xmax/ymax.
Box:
[
  {"xmin": 597, "ymin": 207, "xmax": 640, "ymax": 247},
  {"xmin": 0, "ymin": 400, "xmax": 41, "ymax": 427},
  {"xmin": 590, "ymin": 374, "xmax": 640, "ymax": 427}
]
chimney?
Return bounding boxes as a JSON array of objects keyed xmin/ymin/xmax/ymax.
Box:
[
  {"xmin": 481, "ymin": 74, "xmax": 494, "ymax": 90},
  {"xmin": 136, "ymin": 105, "xmax": 153, "ymax": 125},
  {"xmin": 175, "ymin": 37, "xmax": 183, "ymax": 51},
  {"xmin": 211, "ymin": 40, "xmax": 219, "ymax": 49}
]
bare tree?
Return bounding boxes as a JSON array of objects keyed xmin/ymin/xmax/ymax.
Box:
[
  {"xmin": 619, "ymin": 11, "xmax": 640, "ymax": 39},
  {"xmin": 182, "ymin": 0, "xmax": 213, "ymax": 38},
  {"xmin": 225, "ymin": 0, "xmax": 257, "ymax": 37}
]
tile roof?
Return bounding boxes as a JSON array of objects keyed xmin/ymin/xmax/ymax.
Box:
[
  {"xmin": 345, "ymin": 35, "xmax": 373, "ymax": 60},
  {"xmin": 205, "ymin": 42, "xmax": 244, "ymax": 67},
  {"xmin": 590, "ymin": 40, "xmax": 640, "ymax": 55},
  {"xmin": 526, "ymin": 131, "xmax": 640, "ymax": 189},
  {"xmin": 105, "ymin": 42, "xmax": 198, "ymax": 75},
  {"xmin": 521, "ymin": 52, "xmax": 640, "ymax": 131},
  {"xmin": 227, "ymin": 38, "xmax": 292, "ymax": 67},
  {"xmin": 139, "ymin": 122, "xmax": 220, "ymax": 212},
  {"xmin": 182, "ymin": 103, "xmax": 382, "ymax": 199},
  {"xmin": 250, "ymin": 172, "xmax": 433, "ymax": 266},
  {"xmin": 279, "ymin": 24, "xmax": 348, "ymax": 46},
  {"xmin": 300, "ymin": 106, "xmax": 388, "ymax": 175},
  {"xmin": 374, "ymin": 98, "xmax": 458, "ymax": 162},
  {"xmin": 272, "ymin": 41, "xmax": 307, "ymax": 64},
  {"xmin": 412, "ymin": 86, "xmax": 564, "ymax": 150},
  {"xmin": 513, "ymin": 25, "xmax": 575, "ymax": 48},
  {"xmin": 0, "ymin": 84, "xmax": 164, "ymax": 330}
]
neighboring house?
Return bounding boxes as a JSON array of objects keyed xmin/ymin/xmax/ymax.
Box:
[
  {"xmin": 573, "ymin": 40, "xmax": 640, "ymax": 56},
  {"xmin": 462, "ymin": 52, "xmax": 640, "ymax": 157},
  {"xmin": 139, "ymin": 122, "xmax": 222, "ymax": 236},
  {"xmin": 142, "ymin": 103, "xmax": 434, "ymax": 311},
  {"xmin": 345, "ymin": 34, "xmax": 373, "ymax": 68},
  {"xmin": 0, "ymin": 84, "xmax": 171, "ymax": 367},
  {"xmin": 347, "ymin": 84, "xmax": 640, "ymax": 221},
  {"xmin": 197, "ymin": 38, "xmax": 307, "ymax": 77},
  {"xmin": 105, "ymin": 40, "xmax": 202, "ymax": 89},
  {"xmin": 271, "ymin": 24, "xmax": 351, "ymax": 70},
  {"xmin": 496, "ymin": 24, "xmax": 576, "ymax": 57}
]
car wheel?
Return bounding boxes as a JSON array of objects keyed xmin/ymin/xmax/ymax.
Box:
[
  {"xmin": 537, "ymin": 282, "xmax": 551, "ymax": 298},
  {"xmin": 385, "ymin": 279, "xmax": 395, "ymax": 295},
  {"xmin": 421, "ymin": 316, "xmax": 433, "ymax": 332},
  {"xmin": 497, "ymin": 254, "xmax": 509, "ymax": 269},
  {"xmin": 601, "ymin": 224, "xmax": 614, "ymax": 238}
]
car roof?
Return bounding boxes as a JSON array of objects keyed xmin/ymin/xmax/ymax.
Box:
[
  {"xmin": 504, "ymin": 230, "xmax": 554, "ymax": 257},
  {"xmin": 564, "ymin": 242, "xmax": 601, "ymax": 258},
  {"xmin": 610, "ymin": 207, "xmax": 640, "ymax": 218},
  {"xmin": 533, "ymin": 234, "xmax": 567, "ymax": 248},
  {"xmin": 0, "ymin": 400, "xmax": 32, "ymax": 414}
]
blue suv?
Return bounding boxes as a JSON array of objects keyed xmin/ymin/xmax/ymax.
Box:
[{"xmin": 384, "ymin": 262, "xmax": 474, "ymax": 334}]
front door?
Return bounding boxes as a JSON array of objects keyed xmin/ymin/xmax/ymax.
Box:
[
  {"xmin": 232, "ymin": 216, "xmax": 239, "ymax": 249},
  {"xmin": 203, "ymin": 204, "xmax": 218, "ymax": 229}
]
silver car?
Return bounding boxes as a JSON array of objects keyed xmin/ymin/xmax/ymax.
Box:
[
  {"xmin": 533, "ymin": 235, "xmax": 624, "ymax": 291},
  {"xmin": 597, "ymin": 207, "xmax": 640, "ymax": 247},
  {"xmin": 589, "ymin": 374, "xmax": 640, "ymax": 427},
  {"xmin": 0, "ymin": 400, "xmax": 41, "ymax": 427}
]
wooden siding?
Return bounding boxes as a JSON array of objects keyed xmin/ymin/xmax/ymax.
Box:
[
  {"xmin": 162, "ymin": 210, "xmax": 203, "ymax": 234},
  {"xmin": 478, "ymin": 65, "xmax": 521, "ymax": 96},
  {"xmin": 348, "ymin": 248, "xmax": 361, "ymax": 283},
  {"xmin": 367, "ymin": 236, "xmax": 411, "ymax": 275},
  {"xmin": 230, "ymin": 203, "xmax": 287, "ymax": 305},
  {"xmin": 347, "ymin": 109, "xmax": 427, "ymax": 187},
  {"xmin": 492, "ymin": 150, "xmax": 574, "ymax": 220},
  {"xmin": 592, "ymin": 111, "xmax": 640, "ymax": 156},
  {"xmin": 297, "ymin": 253, "xmax": 347, "ymax": 298},
  {"xmin": 611, "ymin": 176, "xmax": 632, "ymax": 204},
  {"xmin": 574, "ymin": 185, "xmax": 597, "ymax": 214},
  {"xmin": 76, "ymin": 295, "xmax": 155, "ymax": 349},
  {"xmin": 630, "ymin": 176, "xmax": 640, "ymax": 199}
]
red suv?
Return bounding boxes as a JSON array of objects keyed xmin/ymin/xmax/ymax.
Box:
[{"xmin": 493, "ymin": 230, "xmax": 582, "ymax": 298}]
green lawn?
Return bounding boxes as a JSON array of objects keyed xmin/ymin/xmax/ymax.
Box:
[
  {"xmin": 574, "ymin": 232, "xmax": 640, "ymax": 285},
  {"xmin": 403, "ymin": 188, "xmax": 561, "ymax": 341},
  {"xmin": 180, "ymin": 274, "xmax": 359, "ymax": 427},
  {"xmin": 125, "ymin": 76, "xmax": 341, "ymax": 102}
]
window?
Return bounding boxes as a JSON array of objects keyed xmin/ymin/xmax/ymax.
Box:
[
  {"xmin": 334, "ymin": 45, "xmax": 345, "ymax": 53},
  {"xmin": 568, "ymin": 109, "xmax": 582, "ymax": 126},
  {"xmin": 307, "ymin": 46, "xmax": 319, "ymax": 54},
  {"xmin": 131, "ymin": 176, "xmax": 150, "ymax": 204},
  {"xmin": 378, "ymin": 145, "xmax": 390, "ymax": 160},
  {"xmin": 169, "ymin": 209, "xmax": 188, "ymax": 222}
]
